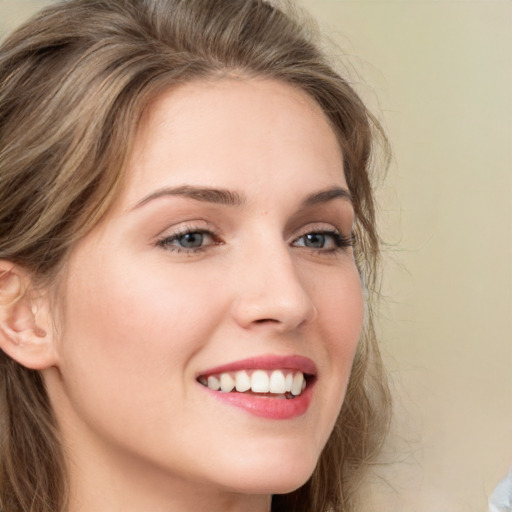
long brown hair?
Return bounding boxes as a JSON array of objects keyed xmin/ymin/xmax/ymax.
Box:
[{"xmin": 0, "ymin": 1, "xmax": 391, "ymax": 510}]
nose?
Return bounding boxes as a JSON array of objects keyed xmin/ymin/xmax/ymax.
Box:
[{"xmin": 231, "ymin": 242, "xmax": 317, "ymax": 333}]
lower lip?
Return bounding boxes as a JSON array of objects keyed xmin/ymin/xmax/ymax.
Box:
[{"xmin": 202, "ymin": 382, "xmax": 314, "ymax": 420}]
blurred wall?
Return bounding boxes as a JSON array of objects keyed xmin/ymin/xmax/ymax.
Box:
[
  {"xmin": 1, "ymin": 1, "xmax": 511, "ymax": 511},
  {"xmin": 298, "ymin": 1, "xmax": 511, "ymax": 511}
]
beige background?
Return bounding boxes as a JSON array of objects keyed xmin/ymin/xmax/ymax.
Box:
[{"xmin": 1, "ymin": 1, "xmax": 511, "ymax": 511}]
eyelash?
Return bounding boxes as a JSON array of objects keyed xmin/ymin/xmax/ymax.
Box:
[
  {"xmin": 292, "ymin": 229, "xmax": 355, "ymax": 254},
  {"xmin": 156, "ymin": 226, "xmax": 221, "ymax": 254},
  {"xmin": 156, "ymin": 226, "xmax": 355, "ymax": 255}
]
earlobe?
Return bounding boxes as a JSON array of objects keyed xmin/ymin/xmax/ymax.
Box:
[{"xmin": 0, "ymin": 262, "xmax": 58, "ymax": 370}]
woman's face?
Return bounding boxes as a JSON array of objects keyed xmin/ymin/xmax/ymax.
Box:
[{"xmin": 46, "ymin": 78, "xmax": 364, "ymax": 500}]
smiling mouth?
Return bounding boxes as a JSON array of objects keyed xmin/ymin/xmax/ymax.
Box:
[{"xmin": 197, "ymin": 369, "xmax": 310, "ymax": 399}]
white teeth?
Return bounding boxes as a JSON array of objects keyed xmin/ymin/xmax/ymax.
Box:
[
  {"xmin": 235, "ymin": 370, "xmax": 251, "ymax": 392},
  {"xmin": 291, "ymin": 372, "xmax": 304, "ymax": 396},
  {"xmin": 207, "ymin": 375, "xmax": 220, "ymax": 391},
  {"xmin": 269, "ymin": 370, "xmax": 286, "ymax": 394},
  {"xmin": 202, "ymin": 370, "xmax": 307, "ymax": 396},
  {"xmin": 285, "ymin": 373, "xmax": 293, "ymax": 392},
  {"xmin": 251, "ymin": 370, "xmax": 270, "ymax": 393},
  {"xmin": 220, "ymin": 373, "xmax": 235, "ymax": 392}
]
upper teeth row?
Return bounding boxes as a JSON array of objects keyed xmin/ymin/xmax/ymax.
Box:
[{"xmin": 200, "ymin": 370, "xmax": 306, "ymax": 396}]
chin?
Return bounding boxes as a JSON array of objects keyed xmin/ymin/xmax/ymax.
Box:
[
  {"xmin": 223, "ymin": 472, "xmax": 313, "ymax": 496},
  {"xmin": 214, "ymin": 447, "xmax": 319, "ymax": 496}
]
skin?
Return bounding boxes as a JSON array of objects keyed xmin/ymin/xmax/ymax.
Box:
[{"xmin": 40, "ymin": 78, "xmax": 364, "ymax": 512}]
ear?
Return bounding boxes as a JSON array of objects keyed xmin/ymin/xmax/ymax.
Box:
[{"xmin": 0, "ymin": 261, "xmax": 58, "ymax": 370}]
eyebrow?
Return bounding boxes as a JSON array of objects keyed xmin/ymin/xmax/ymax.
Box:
[
  {"xmin": 302, "ymin": 186, "xmax": 353, "ymax": 207},
  {"xmin": 133, "ymin": 184, "xmax": 352, "ymax": 210},
  {"xmin": 133, "ymin": 185, "xmax": 245, "ymax": 209}
]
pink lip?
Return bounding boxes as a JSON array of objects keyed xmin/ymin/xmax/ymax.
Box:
[
  {"xmin": 197, "ymin": 354, "xmax": 317, "ymax": 420},
  {"xmin": 203, "ymin": 383, "xmax": 315, "ymax": 420},
  {"xmin": 197, "ymin": 354, "xmax": 317, "ymax": 377}
]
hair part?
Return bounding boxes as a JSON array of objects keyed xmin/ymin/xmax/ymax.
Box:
[{"xmin": 0, "ymin": 1, "xmax": 391, "ymax": 510}]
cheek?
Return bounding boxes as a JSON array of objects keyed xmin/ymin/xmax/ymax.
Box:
[
  {"xmin": 314, "ymin": 268, "xmax": 364, "ymax": 404},
  {"xmin": 56, "ymin": 253, "xmax": 226, "ymax": 415},
  {"xmin": 64, "ymin": 253, "xmax": 219, "ymax": 346},
  {"xmin": 315, "ymin": 268, "xmax": 364, "ymax": 358}
]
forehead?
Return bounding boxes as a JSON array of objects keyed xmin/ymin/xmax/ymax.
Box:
[{"xmin": 121, "ymin": 78, "xmax": 346, "ymax": 208}]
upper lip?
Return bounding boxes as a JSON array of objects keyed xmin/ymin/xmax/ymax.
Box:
[{"xmin": 197, "ymin": 354, "xmax": 317, "ymax": 377}]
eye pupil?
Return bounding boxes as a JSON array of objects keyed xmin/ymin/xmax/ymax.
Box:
[
  {"xmin": 180, "ymin": 232, "xmax": 203, "ymax": 248},
  {"xmin": 304, "ymin": 233, "xmax": 325, "ymax": 248}
]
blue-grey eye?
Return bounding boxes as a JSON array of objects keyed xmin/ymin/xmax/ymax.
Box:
[
  {"xmin": 293, "ymin": 230, "xmax": 353, "ymax": 251},
  {"xmin": 303, "ymin": 233, "xmax": 326, "ymax": 248},
  {"xmin": 177, "ymin": 232, "xmax": 204, "ymax": 248}
]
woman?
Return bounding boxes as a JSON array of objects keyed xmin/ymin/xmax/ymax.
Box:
[{"xmin": 0, "ymin": 1, "xmax": 390, "ymax": 511}]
